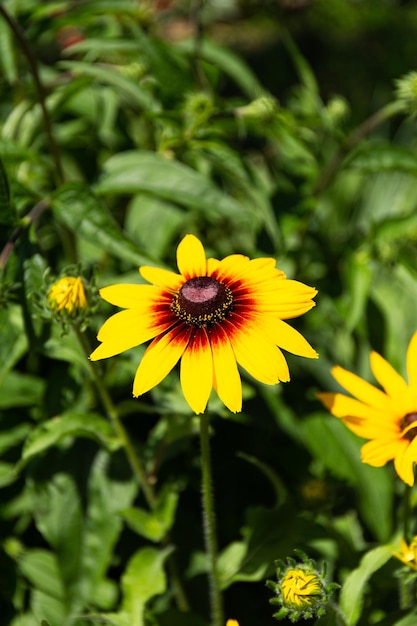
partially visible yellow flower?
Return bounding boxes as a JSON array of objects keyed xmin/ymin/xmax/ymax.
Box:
[
  {"xmin": 318, "ymin": 331, "xmax": 417, "ymax": 486},
  {"xmin": 91, "ymin": 234, "xmax": 317, "ymax": 414},
  {"xmin": 226, "ymin": 620, "xmax": 240, "ymax": 626},
  {"xmin": 48, "ymin": 276, "xmax": 87, "ymax": 314},
  {"xmin": 281, "ymin": 568, "xmax": 321, "ymax": 608},
  {"xmin": 393, "ymin": 537, "xmax": 417, "ymax": 571}
]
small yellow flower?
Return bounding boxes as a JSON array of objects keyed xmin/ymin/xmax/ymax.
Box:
[
  {"xmin": 318, "ymin": 331, "xmax": 417, "ymax": 486},
  {"xmin": 393, "ymin": 537, "xmax": 417, "ymax": 571},
  {"xmin": 226, "ymin": 620, "xmax": 240, "ymax": 626},
  {"xmin": 281, "ymin": 568, "xmax": 322, "ymax": 608},
  {"xmin": 48, "ymin": 276, "xmax": 87, "ymax": 314}
]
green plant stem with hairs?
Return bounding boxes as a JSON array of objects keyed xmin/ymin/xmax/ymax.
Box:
[{"xmin": 199, "ymin": 412, "xmax": 224, "ymax": 626}]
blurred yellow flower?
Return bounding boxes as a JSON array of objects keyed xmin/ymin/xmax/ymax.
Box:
[
  {"xmin": 91, "ymin": 234, "xmax": 317, "ymax": 414},
  {"xmin": 226, "ymin": 620, "xmax": 240, "ymax": 626},
  {"xmin": 318, "ymin": 331, "xmax": 417, "ymax": 486},
  {"xmin": 393, "ymin": 537, "xmax": 417, "ymax": 571},
  {"xmin": 48, "ymin": 276, "xmax": 87, "ymax": 314}
]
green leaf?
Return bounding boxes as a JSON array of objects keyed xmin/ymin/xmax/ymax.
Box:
[
  {"xmin": 339, "ymin": 545, "xmax": 394, "ymax": 625},
  {"xmin": 59, "ymin": 60, "xmax": 161, "ymax": 113},
  {"xmin": 219, "ymin": 503, "xmax": 301, "ymax": 588},
  {"xmin": 0, "ymin": 421, "xmax": 31, "ymax": 454},
  {"xmin": 21, "ymin": 412, "xmax": 121, "ymax": 465},
  {"xmin": 51, "ymin": 182, "xmax": 156, "ymax": 267},
  {"xmin": 121, "ymin": 486, "xmax": 179, "ymax": 541},
  {"xmin": 81, "ymin": 451, "xmax": 138, "ymax": 607},
  {"xmin": 121, "ymin": 546, "xmax": 173, "ymax": 626},
  {"xmin": 0, "ymin": 461, "xmax": 18, "ymax": 487},
  {"xmin": 0, "ymin": 306, "xmax": 28, "ymax": 383},
  {"xmin": 0, "ymin": 17, "xmax": 17, "ymax": 84},
  {"xmin": 177, "ymin": 39, "xmax": 265, "ymax": 99},
  {"xmin": 18, "ymin": 549, "xmax": 64, "ymax": 600},
  {"xmin": 31, "ymin": 474, "xmax": 83, "ymax": 613},
  {"xmin": 370, "ymin": 264, "xmax": 417, "ymax": 372},
  {"xmin": 344, "ymin": 142, "xmax": 417, "ymax": 175},
  {"xmin": 96, "ymin": 151, "xmax": 245, "ymax": 221},
  {"xmin": 0, "ymin": 371, "xmax": 45, "ymax": 409},
  {"xmin": 342, "ymin": 251, "xmax": 373, "ymax": 331},
  {"xmin": 302, "ymin": 414, "xmax": 394, "ymax": 542}
]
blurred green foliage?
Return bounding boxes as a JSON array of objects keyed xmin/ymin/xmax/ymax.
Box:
[{"xmin": 2, "ymin": 1, "xmax": 417, "ymax": 625}]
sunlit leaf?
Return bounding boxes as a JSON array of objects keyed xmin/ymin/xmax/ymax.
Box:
[
  {"xmin": 21, "ymin": 412, "xmax": 121, "ymax": 465},
  {"xmin": 121, "ymin": 546, "xmax": 173, "ymax": 626},
  {"xmin": 340, "ymin": 545, "xmax": 394, "ymax": 625},
  {"xmin": 121, "ymin": 486, "xmax": 179, "ymax": 542},
  {"xmin": 96, "ymin": 151, "xmax": 245, "ymax": 221},
  {"xmin": 51, "ymin": 182, "xmax": 156, "ymax": 267}
]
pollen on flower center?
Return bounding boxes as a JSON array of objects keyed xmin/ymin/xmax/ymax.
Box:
[
  {"xmin": 171, "ymin": 276, "xmax": 233, "ymax": 327},
  {"xmin": 401, "ymin": 412, "xmax": 417, "ymax": 441}
]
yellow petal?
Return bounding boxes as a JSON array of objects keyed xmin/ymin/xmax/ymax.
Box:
[
  {"xmin": 211, "ymin": 325, "xmax": 242, "ymax": 413},
  {"xmin": 139, "ymin": 266, "xmax": 184, "ymax": 292},
  {"xmin": 133, "ymin": 325, "xmax": 191, "ymax": 397},
  {"xmin": 394, "ymin": 438, "xmax": 417, "ymax": 486},
  {"xmin": 226, "ymin": 315, "xmax": 290, "ymax": 384},
  {"xmin": 317, "ymin": 392, "xmax": 398, "ymax": 437},
  {"xmin": 407, "ymin": 331, "xmax": 417, "ymax": 389},
  {"xmin": 331, "ymin": 365, "xmax": 389, "ymax": 411},
  {"xmin": 180, "ymin": 328, "xmax": 213, "ymax": 414},
  {"xmin": 90, "ymin": 308, "xmax": 173, "ymax": 360},
  {"xmin": 370, "ymin": 351, "xmax": 408, "ymax": 400},
  {"xmin": 100, "ymin": 284, "xmax": 167, "ymax": 308},
  {"xmin": 361, "ymin": 438, "xmax": 401, "ymax": 467},
  {"xmin": 177, "ymin": 234, "xmax": 207, "ymax": 279},
  {"xmin": 268, "ymin": 318, "xmax": 318, "ymax": 359}
]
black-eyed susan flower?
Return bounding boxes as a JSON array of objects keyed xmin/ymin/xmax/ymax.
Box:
[
  {"xmin": 48, "ymin": 276, "xmax": 87, "ymax": 314},
  {"xmin": 267, "ymin": 552, "xmax": 337, "ymax": 621},
  {"xmin": 90, "ymin": 234, "xmax": 317, "ymax": 414},
  {"xmin": 318, "ymin": 331, "xmax": 417, "ymax": 486},
  {"xmin": 393, "ymin": 537, "xmax": 417, "ymax": 571}
]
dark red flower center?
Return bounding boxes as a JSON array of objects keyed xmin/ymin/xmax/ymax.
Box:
[
  {"xmin": 401, "ymin": 412, "xmax": 417, "ymax": 441},
  {"xmin": 171, "ymin": 276, "xmax": 233, "ymax": 327}
]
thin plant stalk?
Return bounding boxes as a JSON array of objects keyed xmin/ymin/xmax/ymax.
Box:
[{"xmin": 199, "ymin": 412, "xmax": 224, "ymax": 626}]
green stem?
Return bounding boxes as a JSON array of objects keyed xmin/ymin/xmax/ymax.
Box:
[
  {"xmin": 199, "ymin": 412, "xmax": 223, "ymax": 626},
  {"xmin": 74, "ymin": 326, "xmax": 156, "ymax": 508}
]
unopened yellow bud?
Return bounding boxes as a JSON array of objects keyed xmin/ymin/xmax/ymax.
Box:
[{"xmin": 48, "ymin": 276, "xmax": 87, "ymax": 314}]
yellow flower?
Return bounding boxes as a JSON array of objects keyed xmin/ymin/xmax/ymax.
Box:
[
  {"xmin": 318, "ymin": 331, "xmax": 417, "ymax": 486},
  {"xmin": 281, "ymin": 568, "xmax": 322, "ymax": 607},
  {"xmin": 90, "ymin": 234, "xmax": 317, "ymax": 414},
  {"xmin": 48, "ymin": 276, "xmax": 87, "ymax": 314},
  {"xmin": 393, "ymin": 537, "xmax": 417, "ymax": 571},
  {"xmin": 226, "ymin": 621, "xmax": 240, "ymax": 626}
]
